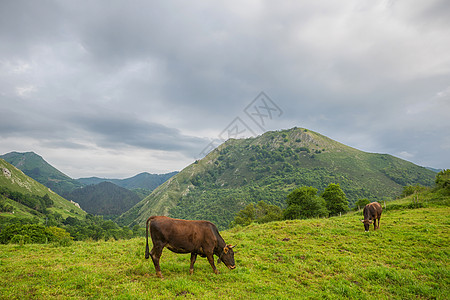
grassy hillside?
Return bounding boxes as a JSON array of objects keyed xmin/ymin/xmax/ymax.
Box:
[
  {"xmin": 1, "ymin": 197, "xmax": 448, "ymax": 299},
  {"xmin": 119, "ymin": 127, "xmax": 436, "ymax": 229},
  {"xmin": 0, "ymin": 159, "xmax": 85, "ymax": 221},
  {"xmin": 1, "ymin": 152, "xmax": 83, "ymax": 195}
]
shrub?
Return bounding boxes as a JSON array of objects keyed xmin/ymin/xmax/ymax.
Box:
[
  {"xmin": 401, "ymin": 184, "xmax": 426, "ymax": 198},
  {"xmin": 46, "ymin": 226, "xmax": 73, "ymax": 246},
  {"xmin": 0, "ymin": 224, "xmax": 53, "ymax": 244}
]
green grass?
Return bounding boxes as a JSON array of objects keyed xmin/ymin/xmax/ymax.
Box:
[{"xmin": 1, "ymin": 204, "xmax": 448, "ymax": 299}]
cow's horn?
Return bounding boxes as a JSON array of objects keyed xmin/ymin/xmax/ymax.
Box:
[{"xmin": 228, "ymin": 244, "xmax": 236, "ymax": 248}]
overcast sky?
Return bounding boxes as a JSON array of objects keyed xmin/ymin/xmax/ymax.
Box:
[{"xmin": 1, "ymin": 0, "xmax": 449, "ymax": 179}]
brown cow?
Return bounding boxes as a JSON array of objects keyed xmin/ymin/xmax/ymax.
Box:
[
  {"xmin": 145, "ymin": 216, "xmax": 236, "ymax": 278},
  {"xmin": 360, "ymin": 202, "xmax": 383, "ymax": 232}
]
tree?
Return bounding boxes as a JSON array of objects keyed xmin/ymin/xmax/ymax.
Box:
[
  {"xmin": 322, "ymin": 183, "xmax": 348, "ymax": 216},
  {"xmin": 354, "ymin": 198, "xmax": 370, "ymax": 211},
  {"xmin": 401, "ymin": 184, "xmax": 426, "ymax": 198},
  {"xmin": 254, "ymin": 201, "xmax": 283, "ymax": 224},
  {"xmin": 435, "ymin": 169, "xmax": 450, "ymax": 194},
  {"xmin": 283, "ymin": 186, "xmax": 328, "ymax": 220}
]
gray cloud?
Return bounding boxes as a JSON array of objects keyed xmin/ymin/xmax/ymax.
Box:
[
  {"xmin": 68, "ymin": 111, "xmax": 208, "ymax": 155},
  {"xmin": 1, "ymin": 0, "xmax": 449, "ymax": 177}
]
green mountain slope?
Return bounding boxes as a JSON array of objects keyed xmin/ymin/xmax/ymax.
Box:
[
  {"xmin": 118, "ymin": 127, "xmax": 436, "ymax": 229},
  {"xmin": 0, "ymin": 159, "xmax": 86, "ymax": 221},
  {"xmin": 1, "ymin": 152, "xmax": 83, "ymax": 195},
  {"xmin": 64, "ymin": 182, "xmax": 141, "ymax": 217},
  {"xmin": 77, "ymin": 171, "xmax": 178, "ymax": 191}
]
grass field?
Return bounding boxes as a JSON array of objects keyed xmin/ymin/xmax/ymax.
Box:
[{"xmin": 0, "ymin": 203, "xmax": 448, "ymax": 299}]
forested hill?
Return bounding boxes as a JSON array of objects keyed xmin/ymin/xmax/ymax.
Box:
[
  {"xmin": 64, "ymin": 182, "xmax": 141, "ymax": 217},
  {"xmin": 0, "ymin": 152, "xmax": 83, "ymax": 195},
  {"xmin": 117, "ymin": 127, "xmax": 436, "ymax": 229}
]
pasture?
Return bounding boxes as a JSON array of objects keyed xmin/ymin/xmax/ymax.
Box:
[{"xmin": 0, "ymin": 205, "xmax": 448, "ymax": 299}]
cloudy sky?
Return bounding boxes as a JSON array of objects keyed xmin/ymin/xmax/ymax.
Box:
[{"xmin": 1, "ymin": 0, "xmax": 449, "ymax": 179}]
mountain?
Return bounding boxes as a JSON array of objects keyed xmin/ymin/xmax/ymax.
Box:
[
  {"xmin": 1, "ymin": 151, "xmax": 178, "ymax": 206},
  {"xmin": 426, "ymin": 167, "xmax": 441, "ymax": 173},
  {"xmin": 117, "ymin": 127, "xmax": 436, "ymax": 229},
  {"xmin": 0, "ymin": 152, "xmax": 83, "ymax": 195},
  {"xmin": 0, "ymin": 159, "xmax": 86, "ymax": 221},
  {"xmin": 77, "ymin": 171, "xmax": 178, "ymax": 191},
  {"xmin": 64, "ymin": 182, "xmax": 141, "ymax": 217}
]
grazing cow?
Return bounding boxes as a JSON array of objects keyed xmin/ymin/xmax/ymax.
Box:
[
  {"xmin": 145, "ymin": 216, "xmax": 236, "ymax": 278},
  {"xmin": 360, "ymin": 202, "xmax": 383, "ymax": 232}
]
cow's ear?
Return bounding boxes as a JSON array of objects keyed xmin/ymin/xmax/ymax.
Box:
[{"xmin": 223, "ymin": 246, "xmax": 229, "ymax": 254}]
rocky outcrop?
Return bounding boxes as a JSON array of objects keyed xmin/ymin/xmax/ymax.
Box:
[{"xmin": 2, "ymin": 167, "xmax": 12, "ymax": 178}]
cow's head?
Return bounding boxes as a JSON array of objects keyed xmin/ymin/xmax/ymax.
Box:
[
  {"xmin": 360, "ymin": 219, "xmax": 373, "ymax": 232},
  {"xmin": 217, "ymin": 244, "xmax": 236, "ymax": 270}
]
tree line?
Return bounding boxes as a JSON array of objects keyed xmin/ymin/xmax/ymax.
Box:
[
  {"xmin": 0, "ymin": 186, "xmax": 145, "ymax": 245},
  {"xmin": 231, "ymin": 183, "xmax": 348, "ymax": 227},
  {"xmin": 0, "ymin": 213, "xmax": 145, "ymax": 246},
  {"xmin": 0, "ymin": 186, "xmax": 53, "ymax": 214}
]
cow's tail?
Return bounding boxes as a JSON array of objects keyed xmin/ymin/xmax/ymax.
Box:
[{"xmin": 145, "ymin": 217, "xmax": 152, "ymax": 259}]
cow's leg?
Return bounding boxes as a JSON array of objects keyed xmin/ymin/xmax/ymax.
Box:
[
  {"xmin": 206, "ymin": 254, "xmax": 219, "ymax": 274},
  {"xmin": 377, "ymin": 217, "xmax": 380, "ymax": 230},
  {"xmin": 189, "ymin": 253, "xmax": 197, "ymax": 275},
  {"xmin": 374, "ymin": 218, "xmax": 378, "ymax": 230},
  {"xmin": 150, "ymin": 246, "xmax": 164, "ymax": 278}
]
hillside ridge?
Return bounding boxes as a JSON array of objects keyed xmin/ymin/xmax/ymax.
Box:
[{"xmin": 0, "ymin": 159, "xmax": 85, "ymax": 220}]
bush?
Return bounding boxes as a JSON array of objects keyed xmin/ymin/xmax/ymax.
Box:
[
  {"xmin": 10, "ymin": 234, "xmax": 31, "ymax": 245},
  {"xmin": 230, "ymin": 201, "xmax": 283, "ymax": 227},
  {"xmin": 46, "ymin": 226, "xmax": 73, "ymax": 246},
  {"xmin": 0, "ymin": 223, "xmax": 74, "ymax": 245},
  {"xmin": 0, "ymin": 224, "xmax": 53, "ymax": 244},
  {"xmin": 0, "ymin": 201, "xmax": 14, "ymax": 213},
  {"xmin": 401, "ymin": 184, "xmax": 427, "ymax": 198}
]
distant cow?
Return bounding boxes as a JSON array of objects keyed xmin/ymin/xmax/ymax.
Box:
[
  {"xmin": 145, "ymin": 216, "xmax": 236, "ymax": 278},
  {"xmin": 360, "ymin": 202, "xmax": 383, "ymax": 232}
]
